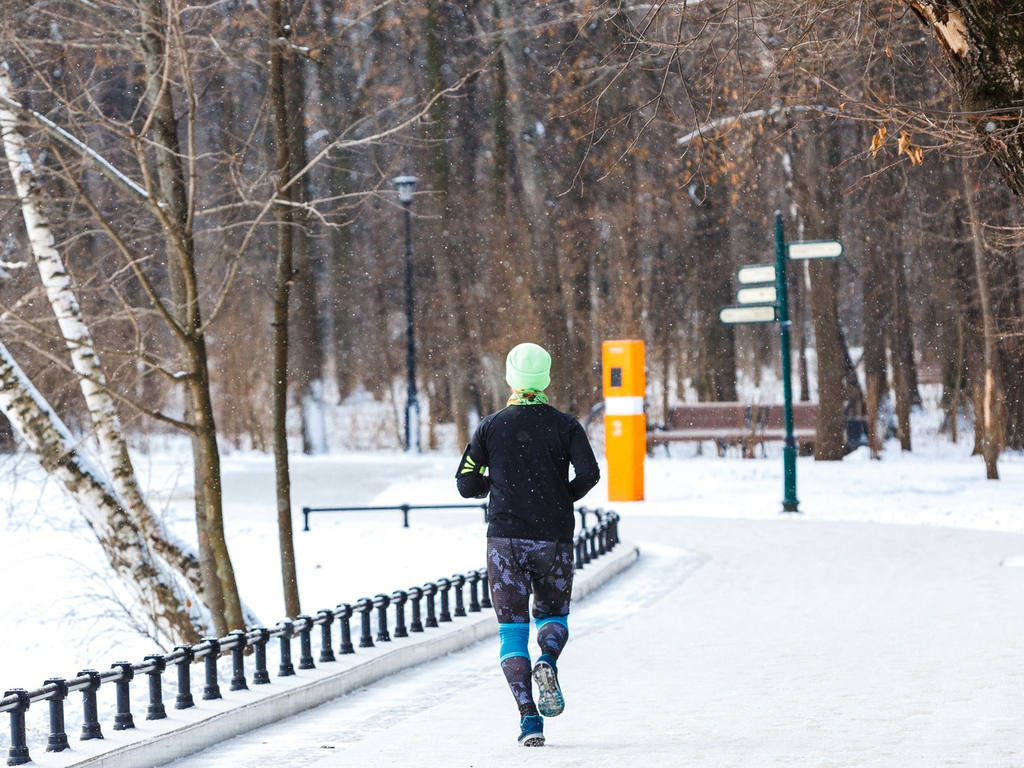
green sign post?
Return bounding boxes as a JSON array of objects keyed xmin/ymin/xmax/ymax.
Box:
[
  {"xmin": 774, "ymin": 213, "xmax": 798, "ymax": 512},
  {"xmin": 720, "ymin": 212, "xmax": 842, "ymax": 513}
]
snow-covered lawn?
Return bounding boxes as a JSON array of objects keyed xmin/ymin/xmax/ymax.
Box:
[{"xmin": 1, "ymin": 406, "xmax": 1021, "ymax": 703}]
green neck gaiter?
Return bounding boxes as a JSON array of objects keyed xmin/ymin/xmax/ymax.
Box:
[{"xmin": 507, "ymin": 389, "xmax": 549, "ymax": 406}]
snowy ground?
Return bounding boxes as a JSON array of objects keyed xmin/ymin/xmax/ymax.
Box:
[
  {"xmin": 2, "ymin": 399, "xmax": 1023, "ymax": 760},
  {"xmin": 170, "ymin": 517, "xmax": 1024, "ymax": 767}
]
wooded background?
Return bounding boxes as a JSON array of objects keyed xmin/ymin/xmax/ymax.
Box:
[
  {"xmin": 2, "ymin": 0, "xmax": 1023, "ymax": 637},
  {"xmin": 2, "ymin": 0, "xmax": 1021, "ymax": 459}
]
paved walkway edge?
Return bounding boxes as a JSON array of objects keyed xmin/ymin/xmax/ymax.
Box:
[{"xmin": 70, "ymin": 543, "xmax": 640, "ymax": 768}]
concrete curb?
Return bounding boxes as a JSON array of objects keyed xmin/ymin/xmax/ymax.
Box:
[{"xmin": 64, "ymin": 543, "xmax": 640, "ymax": 768}]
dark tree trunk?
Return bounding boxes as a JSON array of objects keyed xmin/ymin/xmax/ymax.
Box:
[
  {"xmin": 138, "ymin": 0, "xmax": 242, "ymax": 633},
  {"xmin": 286, "ymin": 50, "xmax": 326, "ymax": 456},
  {"xmin": 493, "ymin": 0, "xmax": 573, "ymax": 407},
  {"xmin": 794, "ymin": 126, "xmax": 848, "ymax": 460},
  {"xmin": 862, "ymin": 211, "xmax": 890, "ymax": 458},
  {"xmin": 912, "ymin": 3, "xmax": 1024, "ymax": 208},
  {"xmin": 424, "ymin": 0, "xmax": 480, "ymax": 446},
  {"xmin": 268, "ymin": 0, "xmax": 301, "ymax": 617},
  {"xmin": 961, "ymin": 159, "xmax": 1002, "ymax": 479},
  {"xmin": 688, "ymin": 158, "xmax": 737, "ymax": 403},
  {"xmin": 890, "ymin": 244, "xmax": 915, "ymax": 452}
]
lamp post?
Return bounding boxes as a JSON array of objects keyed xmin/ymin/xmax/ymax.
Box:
[{"xmin": 393, "ymin": 172, "xmax": 419, "ymax": 453}]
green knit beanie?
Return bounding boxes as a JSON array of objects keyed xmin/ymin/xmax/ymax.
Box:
[{"xmin": 505, "ymin": 342, "xmax": 551, "ymax": 392}]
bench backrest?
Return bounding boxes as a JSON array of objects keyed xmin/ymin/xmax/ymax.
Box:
[
  {"xmin": 668, "ymin": 403, "xmax": 752, "ymax": 430},
  {"xmin": 758, "ymin": 402, "xmax": 818, "ymax": 430},
  {"xmin": 666, "ymin": 402, "xmax": 818, "ymax": 431}
]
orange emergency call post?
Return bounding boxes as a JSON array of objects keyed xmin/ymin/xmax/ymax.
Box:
[{"xmin": 602, "ymin": 340, "xmax": 645, "ymax": 501}]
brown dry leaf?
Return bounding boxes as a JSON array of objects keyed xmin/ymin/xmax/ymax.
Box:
[
  {"xmin": 869, "ymin": 126, "xmax": 887, "ymax": 158},
  {"xmin": 898, "ymin": 130, "xmax": 924, "ymax": 165}
]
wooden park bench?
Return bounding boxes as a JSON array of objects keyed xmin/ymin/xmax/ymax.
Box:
[{"xmin": 647, "ymin": 402, "xmax": 819, "ymax": 456}]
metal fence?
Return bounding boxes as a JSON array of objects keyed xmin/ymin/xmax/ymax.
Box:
[
  {"xmin": 301, "ymin": 503, "xmax": 489, "ymax": 531},
  {"xmin": 0, "ymin": 507, "xmax": 619, "ymax": 766}
]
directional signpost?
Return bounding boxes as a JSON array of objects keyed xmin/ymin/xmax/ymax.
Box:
[{"xmin": 719, "ymin": 212, "xmax": 842, "ymax": 513}]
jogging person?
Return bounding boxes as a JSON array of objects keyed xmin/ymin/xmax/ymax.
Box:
[{"xmin": 456, "ymin": 342, "xmax": 600, "ymax": 747}]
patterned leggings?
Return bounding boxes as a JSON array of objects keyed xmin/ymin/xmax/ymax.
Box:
[{"xmin": 487, "ymin": 537, "xmax": 574, "ymax": 717}]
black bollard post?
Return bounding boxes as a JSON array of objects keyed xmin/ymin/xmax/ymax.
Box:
[
  {"xmin": 589, "ymin": 527, "xmax": 599, "ymax": 560},
  {"xmin": 4, "ymin": 688, "xmax": 31, "ymax": 766},
  {"xmin": 437, "ymin": 577, "xmax": 452, "ymax": 622},
  {"xmin": 201, "ymin": 639, "xmax": 222, "ymax": 700},
  {"xmin": 574, "ymin": 535, "xmax": 585, "ymax": 569},
  {"xmin": 297, "ymin": 615, "xmax": 316, "ymax": 670},
  {"xmin": 467, "ymin": 571, "xmax": 481, "ymax": 612},
  {"xmin": 356, "ymin": 598, "xmax": 374, "ymax": 648},
  {"xmin": 278, "ymin": 621, "xmax": 296, "ymax": 677},
  {"xmin": 111, "ymin": 661, "xmax": 136, "ymax": 730},
  {"xmin": 44, "ymin": 678, "xmax": 70, "ymax": 751},
  {"xmin": 577, "ymin": 506, "xmax": 588, "ymax": 531},
  {"xmin": 407, "ymin": 587, "xmax": 424, "ymax": 632},
  {"xmin": 374, "ymin": 594, "xmax": 391, "ymax": 642},
  {"xmin": 392, "ymin": 590, "xmax": 409, "ymax": 638},
  {"xmin": 336, "ymin": 604, "xmax": 355, "ymax": 654},
  {"xmin": 228, "ymin": 631, "xmax": 248, "ymax": 691},
  {"xmin": 424, "ymin": 583, "xmax": 439, "ymax": 628},
  {"xmin": 317, "ymin": 609, "xmax": 336, "ymax": 663},
  {"xmin": 173, "ymin": 647, "xmax": 194, "ymax": 709},
  {"xmin": 251, "ymin": 628, "xmax": 271, "ymax": 685},
  {"xmin": 143, "ymin": 656, "xmax": 167, "ymax": 719},
  {"xmin": 78, "ymin": 669, "xmax": 104, "ymax": 739},
  {"xmin": 225, "ymin": 634, "xmax": 246, "ymax": 696},
  {"xmin": 479, "ymin": 568, "xmax": 492, "ymax": 609},
  {"xmin": 452, "ymin": 574, "xmax": 467, "ymax": 618}
]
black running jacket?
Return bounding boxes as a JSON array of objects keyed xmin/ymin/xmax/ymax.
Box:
[{"xmin": 455, "ymin": 404, "xmax": 600, "ymax": 543}]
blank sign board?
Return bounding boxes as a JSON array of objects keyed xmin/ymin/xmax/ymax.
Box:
[
  {"xmin": 787, "ymin": 240, "xmax": 843, "ymax": 260},
  {"xmin": 719, "ymin": 304, "xmax": 777, "ymax": 324},
  {"xmin": 737, "ymin": 286, "xmax": 777, "ymax": 304},
  {"xmin": 736, "ymin": 264, "xmax": 776, "ymax": 284}
]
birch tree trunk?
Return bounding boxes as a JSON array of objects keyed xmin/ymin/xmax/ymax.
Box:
[
  {"xmin": 0, "ymin": 66, "xmax": 206, "ymax": 616},
  {"xmin": 0, "ymin": 341, "xmax": 202, "ymax": 645}
]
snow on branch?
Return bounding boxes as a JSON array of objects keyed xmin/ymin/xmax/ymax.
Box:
[
  {"xmin": 0, "ymin": 64, "xmax": 151, "ymax": 203},
  {"xmin": 676, "ymin": 104, "xmax": 841, "ymax": 147}
]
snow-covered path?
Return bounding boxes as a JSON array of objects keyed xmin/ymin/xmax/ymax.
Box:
[{"xmin": 170, "ymin": 515, "xmax": 1024, "ymax": 767}]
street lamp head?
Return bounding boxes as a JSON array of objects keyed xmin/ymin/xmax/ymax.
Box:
[{"xmin": 392, "ymin": 172, "xmax": 418, "ymax": 205}]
